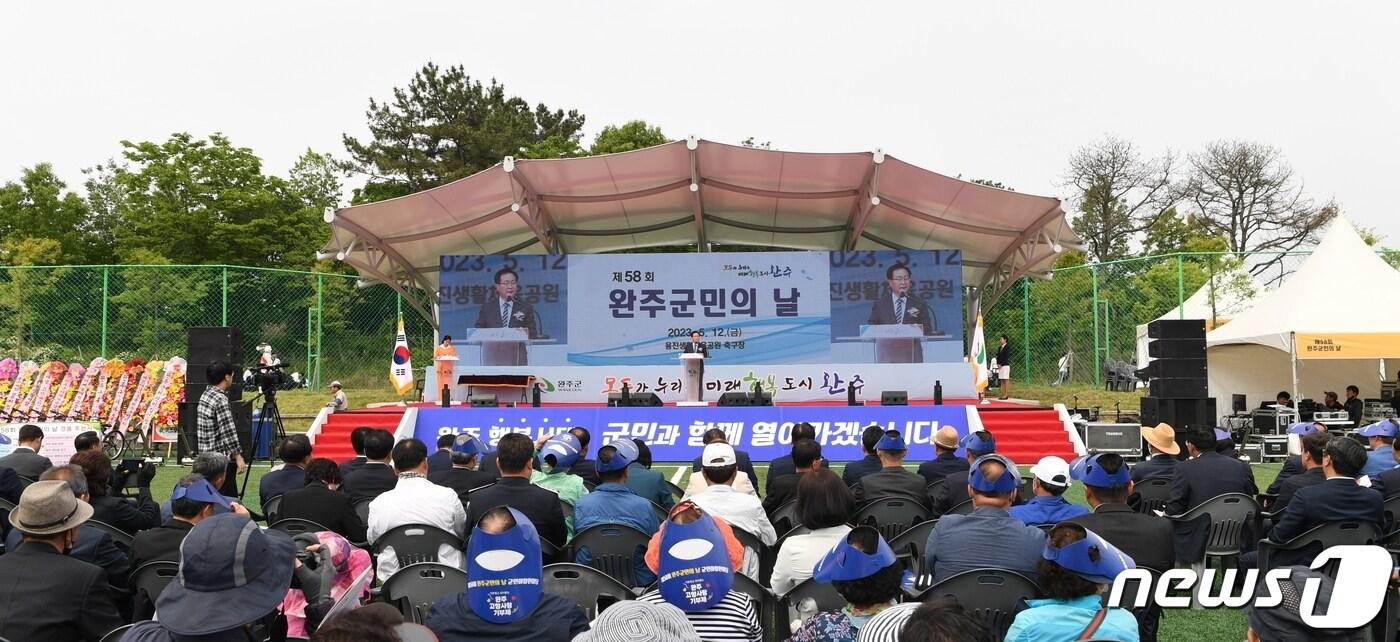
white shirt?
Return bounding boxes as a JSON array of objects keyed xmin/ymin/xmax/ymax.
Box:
[
  {"xmin": 684, "ymin": 471, "xmax": 757, "ymax": 498},
  {"xmin": 366, "ymin": 476, "xmax": 467, "ymax": 581},
  {"xmin": 769, "ymin": 524, "xmax": 852, "ymax": 595},
  {"xmin": 689, "ymin": 484, "xmax": 778, "ymax": 579}
]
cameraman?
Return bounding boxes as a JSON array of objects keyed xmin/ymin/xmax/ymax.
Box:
[
  {"xmin": 326, "ymin": 381, "xmax": 347, "ymax": 412},
  {"xmin": 197, "ymin": 361, "xmax": 247, "ymax": 497}
]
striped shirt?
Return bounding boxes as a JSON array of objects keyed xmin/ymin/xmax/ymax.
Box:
[
  {"xmin": 639, "ymin": 590, "xmax": 761, "ymax": 642},
  {"xmin": 855, "ymin": 603, "xmax": 918, "ymax": 642}
]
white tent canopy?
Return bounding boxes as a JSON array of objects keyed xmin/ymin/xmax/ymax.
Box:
[
  {"xmin": 1135, "ymin": 270, "xmax": 1260, "ymax": 369},
  {"xmin": 321, "ymin": 139, "xmax": 1081, "ymax": 326},
  {"xmin": 1207, "ymin": 217, "xmax": 1400, "ymax": 404}
]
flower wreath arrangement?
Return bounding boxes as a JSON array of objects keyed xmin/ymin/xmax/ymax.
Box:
[{"xmin": 67, "ymin": 358, "xmax": 105, "ymax": 421}]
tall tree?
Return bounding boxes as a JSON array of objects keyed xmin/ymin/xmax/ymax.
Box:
[
  {"xmin": 342, "ymin": 63, "xmax": 585, "ymax": 203},
  {"xmin": 109, "ymin": 133, "xmax": 326, "ymax": 268},
  {"xmin": 1064, "ymin": 135, "xmax": 1178, "ymax": 263},
  {"xmin": 0, "ymin": 164, "xmax": 109, "ymax": 264},
  {"xmin": 1182, "ymin": 140, "xmax": 1337, "ymax": 279},
  {"xmin": 589, "ymin": 120, "xmax": 669, "ymax": 155}
]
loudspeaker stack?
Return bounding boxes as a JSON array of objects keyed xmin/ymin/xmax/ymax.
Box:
[
  {"xmin": 181, "ymin": 327, "xmax": 246, "ymax": 458},
  {"xmin": 1139, "ymin": 319, "xmax": 1215, "ymax": 448}
]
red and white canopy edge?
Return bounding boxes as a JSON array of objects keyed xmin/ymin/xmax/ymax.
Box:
[{"xmin": 320, "ymin": 138, "xmax": 1083, "ymax": 328}]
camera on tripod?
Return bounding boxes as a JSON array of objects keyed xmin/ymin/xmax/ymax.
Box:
[{"xmin": 252, "ymin": 363, "xmax": 290, "ymax": 394}]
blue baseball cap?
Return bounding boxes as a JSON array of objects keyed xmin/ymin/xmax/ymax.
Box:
[
  {"xmin": 467, "ymin": 507, "xmax": 543, "ymax": 623},
  {"xmin": 960, "ymin": 431, "xmax": 996, "ymax": 454},
  {"xmin": 1071, "ymin": 453, "xmax": 1132, "ymax": 487},
  {"xmin": 1214, "ymin": 428, "xmax": 1233, "ymax": 443},
  {"xmin": 1287, "ymin": 422, "xmax": 1324, "ymax": 435},
  {"xmin": 540, "ymin": 433, "xmax": 582, "ymax": 472},
  {"xmin": 968, "ymin": 454, "xmax": 1019, "ymax": 493},
  {"xmin": 812, "ymin": 526, "xmax": 897, "ymax": 583},
  {"xmin": 451, "ymin": 433, "xmax": 488, "ymax": 458},
  {"xmin": 595, "ymin": 438, "xmax": 637, "ymax": 474},
  {"xmin": 171, "ymin": 478, "xmax": 232, "ymax": 511},
  {"xmin": 875, "ymin": 431, "xmax": 907, "ymax": 452},
  {"xmin": 1043, "ymin": 524, "xmax": 1135, "ymax": 584},
  {"xmin": 1359, "ymin": 420, "xmax": 1399, "ymax": 439}
]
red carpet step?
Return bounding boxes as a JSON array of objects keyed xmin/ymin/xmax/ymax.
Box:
[
  {"xmin": 978, "ymin": 407, "xmax": 1078, "ymax": 464},
  {"xmin": 313, "ymin": 408, "xmax": 407, "ymax": 463}
]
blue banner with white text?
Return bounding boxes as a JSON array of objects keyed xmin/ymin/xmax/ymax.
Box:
[{"xmin": 413, "ymin": 405, "xmax": 972, "ymax": 462}]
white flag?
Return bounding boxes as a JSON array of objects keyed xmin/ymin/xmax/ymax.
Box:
[
  {"xmin": 390, "ymin": 318, "xmax": 415, "ymax": 396},
  {"xmin": 970, "ymin": 313, "xmax": 989, "ymax": 394}
]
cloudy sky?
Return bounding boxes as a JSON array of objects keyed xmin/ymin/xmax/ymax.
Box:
[{"xmin": 4, "ymin": 1, "xmax": 1398, "ymax": 242}]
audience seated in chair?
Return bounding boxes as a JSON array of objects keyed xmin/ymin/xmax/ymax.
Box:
[
  {"xmin": 366, "ymin": 438, "xmax": 467, "ymax": 581},
  {"xmin": 639, "ymin": 502, "xmax": 763, "ymax": 642},
  {"xmin": 764, "ymin": 438, "xmax": 824, "ymax": 516},
  {"xmin": 930, "ymin": 431, "xmax": 1000, "ymax": 516},
  {"xmin": 924, "ymin": 454, "xmax": 1045, "ymax": 583},
  {"xmin": 1266, "ymin": 423, "xmax": 1328, "ymax": 495},
  {"xmin": 159, "ymin": 452, "xmax": 238, "ymax": 523},
  {"xmin": 687, "ymin": 441, "xmax": 777, "ymax": 577},
  {"xmin": 855, "ymin": 430, "xmax": 933, "ymax": 510},
  {"xmin": 425, "ymin": 506, "xmax": 590, "ymax": 642},
  {"xmin": 467, "ymin": 433, "xmax": 568, "ymax": 549},
  {"xmin": 1009, "ymin": 456, "xmax": 1088, "ymax": 526},
  {"xmin": 70, "ymin": 449, "xmax": 161, "ymax": 534},
  {"xmin": 259, "ymin": 434, "xmax": 313, "ymax": 502},
  {"xmin": 1271, "ymin": 430, "xmax": 1330, "ymax": 512},
  {"xmin": 1165, "ymin": 426, "xmax": 1257, "ymax": 564},
  {"xmin": 687, "ymin": 428, "xmax": 760, "ymax": 496},
  {"xmin": 0, "ymin": 424, "xmax": 53, "ymax": 479},
  {"xmin": 530, "ymin": 432, "xmax": 591, "ymax": 540},
  {"xmin": 279, "ymin": 530, "xmax": 371, "ymax": 638},
  {"xmin": 1359, "ymin": 419, "xmax": 1400, "ymax": 478},
  {"xmin": 573, "ymin": 438, "xmax": 661, "ymax": 587},
  {"xmin": 4, "ymin": 465, "xmax": 133, "ymax": 588},
  {"xmin": 133, "ymin": 473, "xmax": 248, "ymax": 619},
  {"xmin": 787, "ymin": 525, "xmax": 906, "ymax": 642},
  {"xmin": 766, "ymin": 422, "xmax": 816, "ymax": 495},
  {"xmin": 341, "ymin": 429, "xmax": 399, "ymax": 503},
  {"xmin": 571, "ymin": 600, "xmax": 701, "ymax": 642},
  {"xmin": 426, "ymin": 433, "xmax": 455, "ymax": 475},
  {"xmin": 338, "ymin": 426, "xmax": 374, "ymax": 479},
  {"xmin": 427, "ymin": 434, "xmax": 495, "ymax": 508},
  {"xmin": 1004, "ymin": 523, "xmax": 1140, "ymax": 642},
  {"xmin": 1066, "ymin": 453, "xmax": 1175, "ymax": 572},
  {"xmin": 564, "ymin": 427, "xmax": 602, "ymax": 487},
  {"xmin": 917, "ymin": 426, "xmax": 971, "ymax": 487},
  {"xmin": 842, "ymin": 425, "xmax": 888, "ymax": 488},
  {"xmin": 1133, "ymin": 423, "xmax": 1181, "ymax": 482},
  {"xmin": 625, "ymin": 438, "xmax": 675, "ymax": 512},
  {"xmin": 1255, "ymin": 436, "xmax": 1383, "ymax": 569},
  {"xmin": 859, "ymin": 597, "xmax": 994, "ymax": 642},
  {"xmin": 0, "ymin": 480, "xmax": 123, "ymax": 642},
  {"xmin": 279, "ymin": 457, "xmax": 368, "ymax": 544},
  {"xmin": 771, "ymin": 468, "xmax": 856, "ymax": 595},
  {"xmin": 1244, "ymin": 566, "xmax": 1360, "ymax": 642}
]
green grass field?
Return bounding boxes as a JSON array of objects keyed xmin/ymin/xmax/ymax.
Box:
[{"xmin": 148, "ymin": 456, "xmax": 1277, "ymax": 641}]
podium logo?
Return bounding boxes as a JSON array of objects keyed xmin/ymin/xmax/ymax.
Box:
[{"xmin": 1108, "ymin": 545, "xmax": 1392, "ymax": 629}]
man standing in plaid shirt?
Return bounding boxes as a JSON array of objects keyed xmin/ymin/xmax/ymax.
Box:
[{"xmin": 197, "ymin": 361, "xmax": 247, "ymax": 496}]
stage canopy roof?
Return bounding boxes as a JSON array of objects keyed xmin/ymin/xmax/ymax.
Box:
[{"xmin": 321, "ymin": 138, "xmax": 1082, "ymax": 325}]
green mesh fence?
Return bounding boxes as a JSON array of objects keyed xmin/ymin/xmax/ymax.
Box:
[{"xmin": 0, "ymin": 253, "xmax": 1318, "ymax": 391}]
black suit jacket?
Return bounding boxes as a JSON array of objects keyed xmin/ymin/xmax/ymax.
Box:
[
  {"xmin": 767, "ymin": 454, "xmax": 796, "ymax": 495},
  {"xmin": 691, "ymin": 449, "xmax": 761, "ymax": 494},
  {"xmin": 339, "ymin": 456, "xmax": 368, "ymax": 479},
  {"xmin": 0, "ymin": 466, "xmax": 21, "ymax": 503},
  {"xmin": 1374, "ymin": 466, "xmax": 1400, "ymax": 499},
  {"xmin": 1267, "ymin": 478, "xmax": 1385, "ymax": 568},
  {"xmin": 4, "ymin": 523, "xmax": 130, "ymax": 587},
  {"xmin": 842, "ymin": 454, "xmax": 882, "ymax": 487},
  {"xmin": 1165, "ymin": 451, "xmax": 1258, "ymax": 563},
  {"xmin": 342, "ymin": 462, "xmax": 398, "ymax": 503},
  {"xmin": 467, "ymin": 477, "xmax": 567, "ymax": 547},
  {"xmin": 763, "ymin": 472, "xmax": 802, "ymax": 516},
  {"xmin": 917, "ymin": 453, "xmax": 968, "ymax": 486},
  {"xmin": 130, "ymin": 519, "xmax": 195, "ymax": 619},
  {"xmin": 930, "ymin": 470, "xmax": 973, "ymax": 516},
  {"xmin": 258, "ymin": 465, "xmax": 306, "ymax": 501},
  {"xmin": 428, "ymin": 467, "xmax": 496, "ymax": 509},
  {"xmin": 856, "ymin": 467, "xmax": 932, "ymax": 509},
  {"xmin": 1131, "ymin": 455, "xmax": 1179, "ymax": 483},
  {"xmin": 1272, "ymin": 467, "xmax": 1325, "ymax": 513},
  {"xmin": 569, "ymin": 459, "xmax": 601, "ymax": 487},
  {"xmin": 0, "ymin": 448, "xmax": 52, "ymax": 479},
  {"xmin": 1266, "ymin": 456, "xmax": 1305, "ymax": 495},
  {"xmin": 1067, "ymin": 504, "xmax": 1175, "ymax": 572},
  {"xmin": 427, "ymin": 450, "xmax": 453, "ymax": 475},
  {"xmin": 1346, "ymin": 397, "xmax": 1364, "ymax": 426},
  {"xmin": 0, "ymin": 542, "xmax": 125, "ymax": 642},
  {"xmin": 91, "ymin": 488, "xmax": 161, "ymax": 534},
  {"xmin": 474, "ymin": 295, "xmax": 541, "ymax": 337},
  {"xmin": 278, "ymin": 482, "xmax": 367, "ymax": 544}
]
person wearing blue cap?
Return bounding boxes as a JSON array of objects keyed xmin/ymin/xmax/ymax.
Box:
[
  {"xmin": 1008, "ymin": 456, "xmax": 1087, "ymax": 526},
  {"xmin": 842, "ymin": 425, "xmax": 889, "ymax": 488},
  {"xmin": 530, "ymin": 432, "xmax": 591, "ymax": 540},
  {"xmin": 1357, "ymin": 418, "xmax": 1400, "ymax": 477},
  {"xmin": 1265, "ymin": 422, "xmax": 1327, "ymax": 495},
  {"xmin": 1259, "ymin": 436, "xmax": 1383, "ymax": 569},
  {"xmin": 855, "ymin": 430, "xmax": 932, "ymax": 509},
  {"xmin": 639, "ymin": 504, "xmax": 763, "ymax": 642},
  {"xmin": 426, "ymin": 506, "xmax": 590, "ymax": 642},
  {"xmin": 131, "ymin": 473, "xmax": 243, "ymax": 614},
  {"xmin": 923, "ymin": 454, "xmax": 1045, "ymax": 583},
  {"xmin": 429, "ymin": 433, "xmax": 496, "ymax": 508},
  {"xmin": 929, "ymin": 430, "xmax": 999, "ymax": 516},
  {"xmin": 1067, "ymin": 454, "xmax": 1175, "ymax": 573},
  {"xmin": 1269, "ymin": 431, "xmax": 1330, "ymax": 513},
  {"xmin": 573, "ymin": 439, "xmax": 661, "ymax": 587},
  {"xmin": 1165, "ymin": 427, "xmax": 1256, "ymax": 565},
  {"xmin": 1004, "ymin": 523, "xmax": 1140, "ymax": 642},
  {"xmin": 1370, "ymin": 434, "xmax": 1400, "ymax": 498},
  {"xmin": 786, "ymin": 525, "xmax": 906, "ymax": 642}
]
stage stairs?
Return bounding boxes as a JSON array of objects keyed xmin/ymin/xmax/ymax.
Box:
[{"xmin": 976, "ymin": 406, "xmax": 1078, "ymax": 464}]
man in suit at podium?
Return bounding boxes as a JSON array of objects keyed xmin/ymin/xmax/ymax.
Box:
[
  {"xmin": 867, "ymin": 263, "xmax": 936, "ymax": 361},
  {"xmin": 683, "ymin": 330, "xmax": 709, "ymax": 401},
  {"xmin": 474, "ymin": 267, "xmax": 540, "ymax": 364}
]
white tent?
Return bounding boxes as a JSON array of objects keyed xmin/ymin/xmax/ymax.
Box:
[
  {"xmin": 1206, "ymin": 217, "xmax": 1400, "ymax": 406},
  {"xmin": 1135, "ymin": 271, "xmax": 1260, "ymax": 369}
]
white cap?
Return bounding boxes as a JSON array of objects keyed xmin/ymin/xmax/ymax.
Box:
[
  {"xmin": 330, "ymin": 381, "xmax": 342, "ymax": 388},
  {"xmin": 1029, "ymin": 455, "xmax": 1071, "ymax": 488},
  {"xmin": 701, "ymin": 442, "xmax": 737, "ymax": 467}
]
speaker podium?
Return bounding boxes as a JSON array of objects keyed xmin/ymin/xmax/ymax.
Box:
[
  {"xmin": 678, "ymin": 353, "xmax": 707, "ymax": 406},
  {"xmin": 467, "ymin": 328, "xmax": 530, "ymax": 366},
  {"xmin": 859, "ymin": 324, "xmax": 924, "ymax": 363}
]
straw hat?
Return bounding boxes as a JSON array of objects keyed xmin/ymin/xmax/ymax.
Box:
[{"xmin": 1140, "ymin": 423, "xmax": 1180, "ymax": 455}]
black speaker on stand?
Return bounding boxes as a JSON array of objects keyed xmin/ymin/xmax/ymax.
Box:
[
  {"xmin": 1141, "ymin": 319, "xmax": 1212, "ymax": 461},
  {"xmin": 180, "ymin": 327, "xmax": 244, "ymax": 463}
]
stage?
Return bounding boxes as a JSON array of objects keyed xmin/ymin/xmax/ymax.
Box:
[{"xmin": 310, "ymin": 397, "xmax": 1078, "ymax": 466}]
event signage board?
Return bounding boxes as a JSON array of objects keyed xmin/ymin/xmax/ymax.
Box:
[
  {"xmin": 0, "ymin": 420, "xmax": 98, "ymax": 466},
  {"xmin": 412, "ymin": 405, "xmax": 974, "ymax": 462},
  {"xmin": 1294, "ymin": 332, "xmax": 1400, "ymax": 360},
  {"xmin": 437, "ymin": 250, "xmax": 964, "ymax": 366}
]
